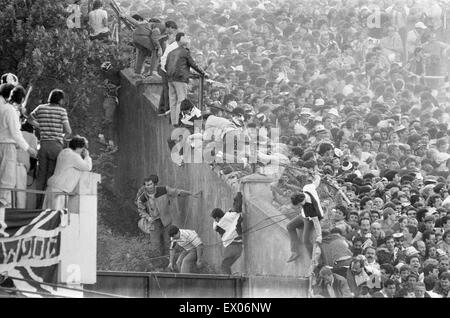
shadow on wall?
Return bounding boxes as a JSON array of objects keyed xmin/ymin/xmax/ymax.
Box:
[{"xmin": 114, "ymin": 69, "xmax": 312, "ymax": 288}]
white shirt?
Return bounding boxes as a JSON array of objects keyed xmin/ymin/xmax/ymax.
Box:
[
  {"xmin": 47, "ymin": 148, "xmax": 92, "ymax": 192},
  {"xmin": 213, "ymin": 211, "xmax": 241, "ymax": 247},
  {"xmin": 161, "ymin": 41, "xmax": 179, "ymax": 72},
  {"xmin": 88, "ymin": 9, "xmax": 109, "ymax": 36},
  {"xmin": 0, "ymin": 101, "xmax": 29, "ymax": 151}
]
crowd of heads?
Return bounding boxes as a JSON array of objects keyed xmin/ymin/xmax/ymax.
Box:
[{"xmin": 114, "ymin": 0, "xmax": 450, "ymax": 296}]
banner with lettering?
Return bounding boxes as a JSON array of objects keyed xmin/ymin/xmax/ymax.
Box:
[{"xmin": 0, "ymin": 209, "xmax": 68, "ymax": 297}]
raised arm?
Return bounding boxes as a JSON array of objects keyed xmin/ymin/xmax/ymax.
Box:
[
  {"xmin": 186, "ymin": 50, "xmax": 205, "ymax": 76},
  {"xmin": 166, "ymin": 186, "xmax": 201, "ymax": 198},
  {"xmin": 119, "ymin": 13, "xmax": 141, "ymax": 28}
]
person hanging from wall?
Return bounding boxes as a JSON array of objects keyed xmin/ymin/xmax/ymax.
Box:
[
  {"xmin": 167, "ymin": 225, "xmax": 204, "ymax": 273},
  {"xmin": 210, "ymin": 192, "xmax": 244, "ymax": 275},
  {"xmin": 135, "ymin": 174, "xmax": 201, "ymax": 256},
  {"xmin": 286, "ymin": 169, "xmax": 324, "ymax": 262}
]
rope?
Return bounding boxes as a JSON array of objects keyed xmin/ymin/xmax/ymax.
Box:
[
  {"xmin": 144, "ymin": 211, "xmax": 294, "ymax": 263},
  {"xmin": 0, "ymin": 286, "xmax": 67, "ymax": 298},
  {"xmin": 151, "ymin": 273, "xmax": 167, "ymax": 298}
]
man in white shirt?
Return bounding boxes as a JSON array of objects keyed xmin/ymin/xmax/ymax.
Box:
[
  {"xmin": 0, "ymin": 84, "xmax": 36, "ymax": 207},
  {"xmin": 88, "ymin": 0, "xmax": 109, "ymax": 41}
]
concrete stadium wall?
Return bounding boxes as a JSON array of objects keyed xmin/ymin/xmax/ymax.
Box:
[{"xmin": 116, "ymin": 69, "xmax": 309, "ymax": 297}]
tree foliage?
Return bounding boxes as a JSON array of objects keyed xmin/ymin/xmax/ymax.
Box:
[
  {"xmin": 0, "ymin": 0, "xmax": 149, "ymax": 270},
  {"xmin": 1, "ymin": 0, "xmax": 133, "ymax": 139}
]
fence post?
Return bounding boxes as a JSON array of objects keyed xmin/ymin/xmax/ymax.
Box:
[
  {"xmin": 117, "ymin": 11, "xmax": 121, "ymax": 45},
  {"xmin": 11, "ymin": 190, "xmax": 16, "ymax": 209},
  {"xmin": 199, "ymin": 76, "xmax": 204, "ymax": 112}
]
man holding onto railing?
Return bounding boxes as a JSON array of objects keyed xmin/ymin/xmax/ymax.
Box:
[
  {"xmin": 165, "ymin": 32, "xmax": 206, "ymax": 127},
  {"xmin": 0, "ymin": 84, "xmax": 36, "ymax": 208},
  {"xmin": 158, "ymin": 22, "xmax": 179, "ymax": 115}
]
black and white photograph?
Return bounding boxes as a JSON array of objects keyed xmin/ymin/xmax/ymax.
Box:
[{"xmin": 1, "ymin": 0, "xmax": 450, "ymax": 304}]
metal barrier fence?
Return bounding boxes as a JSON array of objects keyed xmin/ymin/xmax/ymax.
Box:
[
  {"xmin": 84, "ymin": 271, "xmax": 244, "ymax": 298},
  {"xmin": 0, "ymin": 188, "xmax": 76, "ymax": 210}
]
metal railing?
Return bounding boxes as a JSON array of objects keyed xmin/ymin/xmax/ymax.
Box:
[
  {"xmin": 85, "ymin": 271, "xmax": 245, "ymax": 298},
  {"xmin": 0, "ymin": 188, "xmax": 76, "ymax": 211}
]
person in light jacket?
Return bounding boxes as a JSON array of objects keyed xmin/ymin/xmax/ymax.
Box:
[{"xmin": 43, "ymin": 136, "xmax": 92, "ymax": 210}]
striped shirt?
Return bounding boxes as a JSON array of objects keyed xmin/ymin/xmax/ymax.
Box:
[
  {"xmin": 170, "ymin": 229, "xmax": 202, "ymax": 251},
  {"xmin": 29, "ymin": 104, "xmax": 69, "ymax": 143}
]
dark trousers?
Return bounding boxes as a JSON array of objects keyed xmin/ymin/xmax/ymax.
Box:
[
  {"xmin": 135, "ymin": 43, "xmax": 150, "ymax": 74},
  {"xmin": 134, "ymin": 43, "xmax": 158, "ymax": 75},
  {"xmin": 286, "ymin": 215, "xmax": 304, "ymax": 254},
  {"xmin": 90, "ymin": 31, "xmax": 110, "ymax": 42},
  {"xmin": 36, "ymin": 140, "xmax": 63, "ymax": 209},
  {"xmin": 158, "ymin": 65, "xmax": 169, "ymax": 112},
  {"xmin": 176, "ymin": 248, "xmax": 197, "ymax": 273},
  {"xmin": 222, "ymin": 242, "xmax": 243, "ymax": 274},
  {"xmin": 149, "ymin": 219, "xmax": 170, "ymax": 256}
]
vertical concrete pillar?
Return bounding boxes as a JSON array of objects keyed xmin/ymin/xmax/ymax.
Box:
[{"xmin": 59, "ymin": 172, "xmax": 101, "ymax": 284}]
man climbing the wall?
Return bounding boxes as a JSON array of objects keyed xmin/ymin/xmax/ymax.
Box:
[
  {"xmin": 135, "ymin": 174, "xmax": 201, "ymax": 256},
  {"xmin": 120, "ymin": 13, "xmax": 178, "ymax": 79},
  {"xmin": 210, "ymin": 192, "xmax": 244, "ymax": 274}
]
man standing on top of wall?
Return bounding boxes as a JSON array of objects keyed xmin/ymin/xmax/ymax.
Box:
[
  {"xmin": 157, "ymin": 20, "xmax": 179, "ymax": 116},
  {"xmin": 135, "ymin": 174, "xmax": 201, "ymax": 256},
  {"xmin": 121, "ymin": 12, "xmax": 178, "ymax": 79},
  {"xmin": 165, "ymin": 32, "xmax": 206, "ymax": 127}
]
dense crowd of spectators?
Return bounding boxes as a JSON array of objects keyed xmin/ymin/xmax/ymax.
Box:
[
  {"xmin": 6, "ymin": 0, "xmax": 448, "ymax": 296},
  {"xmin": 112, "ymin": 0, "xmax": 450, "ymax": 297}
]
